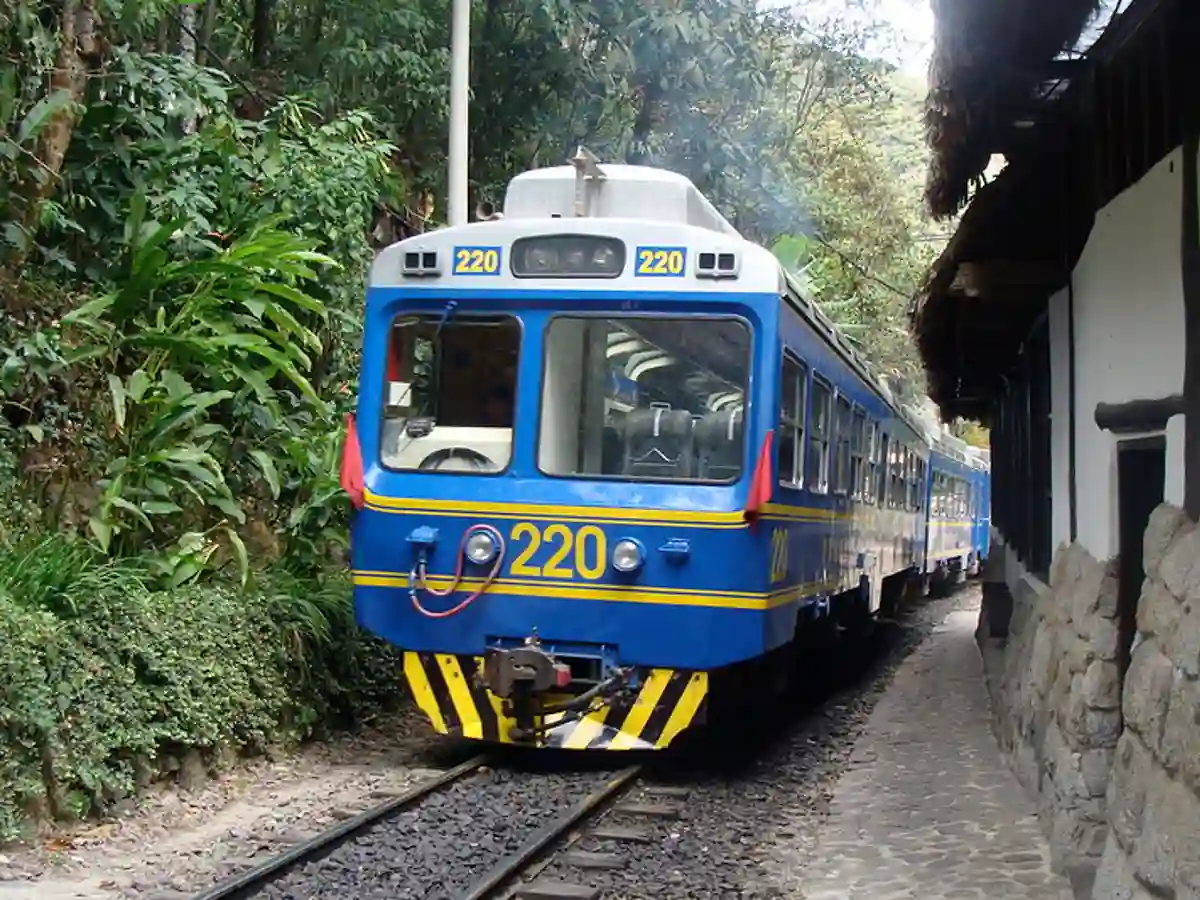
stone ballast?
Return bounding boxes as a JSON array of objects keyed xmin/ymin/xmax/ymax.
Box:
[{"xmin": 978, "ymin": 503, "xmax": 1200, "ymax": 900}]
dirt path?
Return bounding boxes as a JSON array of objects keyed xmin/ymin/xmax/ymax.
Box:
[{"xmin": 0, "ymin": 708, "xmax": 443, "ymax": 899}]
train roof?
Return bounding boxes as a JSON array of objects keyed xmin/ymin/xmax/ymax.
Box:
[
  {"xmin": 503, "ymin": 162, "xmax": 741, "ymax": 237},
  {"xmin": 368, "ymin": 149, "xmax": 988, "ymax": 471}
]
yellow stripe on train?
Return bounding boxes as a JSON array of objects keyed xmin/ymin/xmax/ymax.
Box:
[
  {"xmin": 353, "ymin": 571, "xmax": 835, "ymax": 610},
  {"xmin": 400, "ymin": 653, "xmax": 709, "ymax": 750},
  {"xmin": 361, "ymin": 488, "xmax": 851, "ymax": 526}
]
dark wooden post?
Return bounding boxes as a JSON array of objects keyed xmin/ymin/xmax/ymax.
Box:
[{"xmin": 1182, "ymin": 0, "xmax": 1200, "ymax": 520}]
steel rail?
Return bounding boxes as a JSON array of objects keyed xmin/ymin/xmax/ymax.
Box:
[
  {"xmin": 191, "ymin": 754, "xmax": 491, "ymax": 900},
  {"xmin": 457, "ymin": 764, "xmax": 643, "ymax": 900}
]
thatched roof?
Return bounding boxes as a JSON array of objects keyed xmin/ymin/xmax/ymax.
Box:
[
  {"xmin": 912, "ymin": 133, "xmax": 1095, "ymax": 420},
  {"xmin": 924, "ymin": 0, "xmax": 1101, "ymax": 218},
  {"xmin": 913, "ymin": 0, "xmax": 1181, "ymax": 421}
]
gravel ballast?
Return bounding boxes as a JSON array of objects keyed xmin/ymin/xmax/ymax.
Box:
[
  {"xmin": 256, "ymin": 766, "xmax": 620, "ymax": 900},
  {"xmin": 523, "ymin": 590, "xmax": 980, "ymax": 899}
]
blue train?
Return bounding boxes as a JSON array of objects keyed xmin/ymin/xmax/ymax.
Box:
[{"xmin": 341, "ymin": 152, "xmax": 991, "ymax": 751}]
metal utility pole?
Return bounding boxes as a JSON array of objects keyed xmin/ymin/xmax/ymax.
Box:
[{"xmin": 448, "ymin": 0, "xmax": 470, "ymax": 226}]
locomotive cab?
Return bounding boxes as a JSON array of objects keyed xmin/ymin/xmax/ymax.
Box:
[
  {"xmin": 364, "ymin": 275, "xmax": 757, "ymax": 744},
  {"xmin": 349, "ymin": 153, "xmax": 989, "ymax": 751}
]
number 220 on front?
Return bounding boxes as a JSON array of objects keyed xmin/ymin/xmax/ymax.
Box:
[{"xmin": 507, "ymin": 522, "xmax": 607, "ymax": 581}]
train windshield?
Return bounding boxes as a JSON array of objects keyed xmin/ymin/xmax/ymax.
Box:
[
  {"xmin": 538, "ymin": 316, "xmax": 750, "ymax": 483},
  {"xmin": 380, "ymin": 314, "xmax": 520, "ymax": 473}
]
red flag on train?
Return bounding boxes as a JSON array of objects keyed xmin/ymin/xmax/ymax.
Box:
[
  {"xmin": 743, "ymin": 430, "xmax": 774, "ymax": 522},
  {"xmin": 340, "ymin": 413, "xmax": 365, "ymax": 510}
]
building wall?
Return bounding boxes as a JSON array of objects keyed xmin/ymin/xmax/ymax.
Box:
[
  {"xmin": 979, "ymin": 538, "xmax": 1122, "ymax": 891},
  {"xmin": 978, "ymin": 144, "xmax": 1198, "ymax": 900},
  {"xmin": 1069, "ymin": 148, "xmax": 1187, "ymax": 560}
]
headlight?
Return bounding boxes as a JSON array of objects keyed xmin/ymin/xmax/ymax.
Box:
[
  {"xmin": 611, "ymin": 538, "xmax": 645, "ymax": 573},
  {"xmin": 465, "ymin": 531, "xmax": 498, "ymax": 565}
]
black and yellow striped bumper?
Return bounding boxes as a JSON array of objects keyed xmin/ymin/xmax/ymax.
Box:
[{"xmin": 402, "ymin": 652, "xmax": 708, "ymax": 750}]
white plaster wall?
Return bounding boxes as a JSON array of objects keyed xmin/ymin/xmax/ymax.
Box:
[
  {"xmin": 1048, "ymin": 287, "xmax": 1071, "ymax": 552},
  {"xmin": 1166, "ymin": 413, "xmax": 1185, "ymax": 507},
  {"xmin": 1071, "ymin": 147, "xmax": 1186, "ymax": 560}
]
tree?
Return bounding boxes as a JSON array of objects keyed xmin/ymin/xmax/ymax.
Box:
[{"xmin": 1, "ymin": 0, "xmax": 939, "ymax": 573}]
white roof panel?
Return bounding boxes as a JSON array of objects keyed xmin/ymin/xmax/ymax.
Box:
[{"xmin": 504, "ymin": 164, "xmax": 741, "ymax": 237}]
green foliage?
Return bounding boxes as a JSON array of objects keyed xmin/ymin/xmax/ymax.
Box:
[
  {"xmin": 952, "ymin": 419, "xmax": 991, "ymax": 448},
  {"xmin": 58, "ymin": 203, "xmax": 337, "ymax": 569},
  {"xmin": 0, "ymin": 534, "xmax": 403, "ymax": 841},
  {"xmin": 0, "ymin": 41, "xmax": 389, "ymax": 573}
]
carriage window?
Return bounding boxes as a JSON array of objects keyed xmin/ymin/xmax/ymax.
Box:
[
  {"xmin": 876, "ymin": 432, "xmax": 888, "ymax": 505},
  {"xmin": 778, "ymin": 354, "xmax": 807, "ymax": 487},
  {"xmin": 916, "ymin": 457, "xmax": 926, "ymax": 511},
  {"xmin": 379, "ymin": 314, "xmax": 519, "ymax": 473},
  {"xmin": 865, "ymin": 422, "xmax": 879, "ymax": 504},
  {"xmin": 833, "ymin": 395, "xmax": 853, "ymax": 495},
  {"xmin": 538, "ymin": 316, "xmax": 749, "ymax": 482},
  {"xmin": 889, "ymin": 442, "xmax": 904, "ymax": 509},
  {"xmin": 902, "ymin": 448, "xmax": 912, "ymax": 511},
  {"xmin": 850, "ymin": 409, "xmax": 866, "ymax": 500},
  {"xmin": 913, "ymin": 454, "xmax": 923, "ymax": 511},
  {"xmin": 806, "ymin": 378, "xmax": 832, "ymax": 492}
]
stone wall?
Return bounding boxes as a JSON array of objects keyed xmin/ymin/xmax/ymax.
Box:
[
  {"xmin": 979, "ymin": 504, "xmax": 1200, "ymax": 900},
  {"xmin": 976, "ymin": 538, "xmax": 1124, "ymax": 895},
  {"xmin": 1092, "ymin": 504, "xmax": 1200, "ymax": 900}
]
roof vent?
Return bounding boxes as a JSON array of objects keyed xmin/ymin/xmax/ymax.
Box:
[{"xmin": 569, "ymin": 146, "xmax": 607, "ymax": 218}]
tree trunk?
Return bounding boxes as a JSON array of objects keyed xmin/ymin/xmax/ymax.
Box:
[
  {"xmin": 251, "ymin": 0, "xmax": 275, "ymax": 68},
  {"xmin": 626, "ymin": 82, "xmax": 663, "ymax": 164},
  {"xmin": 157, "ymin": 14, "xmax": 170, "ymax": 52},
  {"xmin": 178, "ymin": 3, "xmax": 198, "ymax": 134},
  {"xmin": 196, "ymin": 0, "xmax": 219, "ymax": 67},
  {"xmin": 4, "ymin": 0, "xmax": 100, "ymax": 278},
  {"xmin": 304, "ymin": 0, "xmax": 327, "ymax": 57}
]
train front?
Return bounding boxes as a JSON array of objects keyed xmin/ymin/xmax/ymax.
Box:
[{"xmin": 346, "ymin": 163, "xmax": 781, "ymax": 751}]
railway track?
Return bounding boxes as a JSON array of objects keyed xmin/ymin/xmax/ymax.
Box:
[
  {"xmin": 190, "ymin": 752, "xmax": 652, "ymax": 900},
  {"xmin": 192, "ymin": 753, "xmax": 491, "ymax": 900},
  {"xmin": 190, "ymin": 641, "xmax": 882, "ymax": 900},
  {"xmin": 459, "ymin": 765, "xmax": 646, "ymax": 900}
]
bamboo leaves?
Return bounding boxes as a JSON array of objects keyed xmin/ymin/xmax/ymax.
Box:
[{"xmin": 67, "ymin": 202, "xmax": 335, "ymax": 572}]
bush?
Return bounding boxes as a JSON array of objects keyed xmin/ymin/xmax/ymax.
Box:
[{"xmin": 0, "ymin": 535, "xmax": 404, "ymax": 842}]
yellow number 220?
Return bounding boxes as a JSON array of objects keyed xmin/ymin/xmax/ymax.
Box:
[
  {"xmin": 635, "ymin": 247, "xmax": 686, "ymax": 277},
  {"xmin": 453, "ymin": 246, "xmax": 500, "ymax": 275},
  {"xmin": 508, "ymin": 522, "xmax": 608, "ymax": 580}
]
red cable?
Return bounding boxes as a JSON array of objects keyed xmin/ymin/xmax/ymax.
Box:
[{"xmin": 409, "ymin": 524, "xmax": 506, "ymax": 619}]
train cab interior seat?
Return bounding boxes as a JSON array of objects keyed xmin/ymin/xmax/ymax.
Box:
[
  {"xmin": 694, "ymin": 408, "xmax": 743, "ymax": 481},
  {"xmin": 600, "ymin": 421, "xmax": 624, "ymax": 475},
  {"xmin": 622, "ymin": 405, "xmax": 694, "ymax": 479}
]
